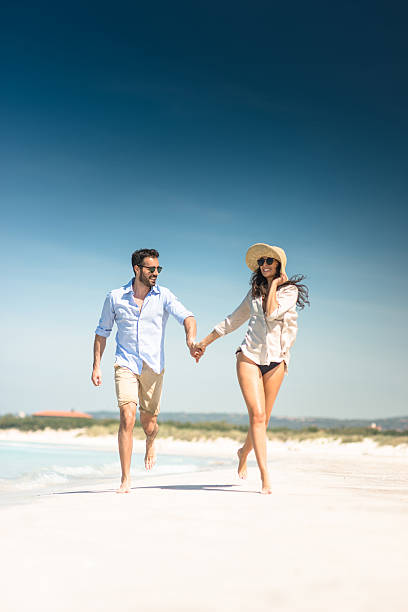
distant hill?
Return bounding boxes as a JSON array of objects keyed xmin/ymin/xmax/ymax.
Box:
[{"xmin": 86, "ymin": 411, "xmax": 408, "ymax": 431}]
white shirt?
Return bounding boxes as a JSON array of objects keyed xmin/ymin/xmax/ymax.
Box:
[
  {"xmin": 95, "ymin": 280, "xmax": 194, "ymax": 375},
  {"xmin": 214, "ymin": 285, "xmax": 298, "ymax": 372}
]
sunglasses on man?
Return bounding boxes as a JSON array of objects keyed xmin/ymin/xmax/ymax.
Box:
[
  {"xmin": 141, "ymin": 265, "xmax": 163, "ymax": 273},
  {"xmin": 257, "ymin": 257, "xmax": 275, "ymax": 267}
]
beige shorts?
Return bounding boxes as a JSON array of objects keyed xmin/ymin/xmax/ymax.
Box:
[{"xmin": 114, "ymin": 362, "xmax": 164, "ymax": 416}]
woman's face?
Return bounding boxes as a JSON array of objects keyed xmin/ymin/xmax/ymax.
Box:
[{"xmin": 258, "ymin": 256, "xmax": 279, "ymax": 279}]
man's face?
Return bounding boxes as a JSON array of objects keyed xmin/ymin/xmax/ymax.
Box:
[{"xmin": 135, "ymin": 257, "xmax": 160, "ymax": 288}]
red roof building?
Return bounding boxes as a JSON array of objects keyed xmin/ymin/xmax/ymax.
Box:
[{"xmin": 33, "ymin": 411, "xmax": 93, "ymax": 419}]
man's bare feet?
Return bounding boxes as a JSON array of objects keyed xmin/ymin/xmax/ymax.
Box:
[
  {"xmin": 145, "ymin": 424, "xmax": 158, "ymax": 470},
  {"xmin": 117, "ymin": 477, "xmax": 131, "ymax": 494},
  {"xmin": 237, "ymin": 448, "xmax": 248, "ymax": 479}
]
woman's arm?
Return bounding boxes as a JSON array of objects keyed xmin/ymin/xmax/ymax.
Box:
[
  {"xmin": 265, "ymin": 275, "xmax": 287, "ymax": 316},
  {"xmin": 198, "ymin": 329, "xmax": 221, "ymax": 349},
  {"xmin": 194, "ymin": 293, "xmax": 251, "ymax": 361},
  {"xmin": 265, "ymin": 283, "xmax": 298, "ymax": 320},
  {"xmin": 213, "ymin": 292, "xmax": 251, "ymax": 336}
]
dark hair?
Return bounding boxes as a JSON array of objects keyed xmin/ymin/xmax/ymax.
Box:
[
  {"xmin": 250, "ymin": 262, "xmax": 310, "ymax": 310},
  {"xmin": 131, "ymin": 248, "xmax": 159, "ymax": 269}
]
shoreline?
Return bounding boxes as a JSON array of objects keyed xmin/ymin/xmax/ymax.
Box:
[{"xmin": 1, "ymin": 427, "xmax": 408, "ymax": 457}]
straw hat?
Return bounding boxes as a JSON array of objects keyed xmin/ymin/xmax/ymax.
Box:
[{"xmin": 245, "ymin": 243, "xmax": 287, "ymax": 276}]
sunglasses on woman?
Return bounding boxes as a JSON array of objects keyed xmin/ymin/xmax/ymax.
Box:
[
  {"xmin": 257, "ymin": 257, "xmax": 275, "ymax": 266},
  {"xmin": 141, "ymin": 265, "xmax": 163, "ymax": 273}
]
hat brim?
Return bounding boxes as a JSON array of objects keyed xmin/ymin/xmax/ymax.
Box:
[{"xmin": 245, "ymin": 243, "xmax": 287, "ymax": 275}]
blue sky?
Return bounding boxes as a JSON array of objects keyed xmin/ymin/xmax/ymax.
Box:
[{"xmin": 1, "ymin": 1, "xmax": 407, "ymax": 418}]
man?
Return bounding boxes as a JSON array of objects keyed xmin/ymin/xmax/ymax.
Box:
[{"xmin": 91, "ymin": 248, "xmax": 197, "ymax": 493}]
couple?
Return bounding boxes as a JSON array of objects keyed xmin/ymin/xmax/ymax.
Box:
[{"xmin": 91, "ymin": 245, "xmax": 309, "ymax": 494}]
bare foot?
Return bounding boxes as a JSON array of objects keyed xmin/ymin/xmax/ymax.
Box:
[
  {"xmin": 116, "ymin": 478, "xmax": 131, "ymax": 494},
  {"xmin": 237, "ymin": 448, "xmax": 248, "ymax": 479},
  {"xmin": 145, "ymin": 425, "xmax": 158, "ymax": 470},
  {"xmin": 260, "ymin": 474, "xmax": 272, "ymax": 495}
]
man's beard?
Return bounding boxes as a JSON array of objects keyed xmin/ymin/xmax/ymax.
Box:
[{"xmin": 139, "ymin": 269, "xmax": 154, "ymax": 288}]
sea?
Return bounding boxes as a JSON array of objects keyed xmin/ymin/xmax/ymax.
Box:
[{"xmin": 0, "ymin": 440, "xmax": 229, "ymax": 507}]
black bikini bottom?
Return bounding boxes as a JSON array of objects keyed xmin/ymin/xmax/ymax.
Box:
[{"xmin": 235, "ymin": 348, "xmax": 281, "ymax": 376}]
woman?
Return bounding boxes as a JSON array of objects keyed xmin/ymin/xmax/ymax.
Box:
[{"xmin": 195, "ymin": 243, "xmax": 309, "ymax": 494}]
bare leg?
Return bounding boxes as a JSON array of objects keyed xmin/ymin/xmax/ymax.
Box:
[
  {"xmin": 140, "ymin": 410, "xmax": 159, "ymax": 470},
  {"xmin": 237, "ymin": 362, "xmax": 285, "ymax": 478},
  {"xmin": 236, "ymin": 353, "xmax": 271, "ymax": 494},
  {"xmin": 117, "ymin": 402, "xmax": 137, "ymax": 493}
]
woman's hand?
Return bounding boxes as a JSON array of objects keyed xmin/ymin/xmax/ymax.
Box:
[
  {"xmin": 272, "ymin": 273, "xmax": 288, "ymax": 287},
  {"xmin": 265, "ymin": 274, "xmax": 288, "ymax": 315}
]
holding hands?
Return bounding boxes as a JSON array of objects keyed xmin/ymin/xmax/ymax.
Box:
[
  {"xmin": 188, "ymin": 341, "xmax": 206, "ymax": 363},
  {"xmin": 193, "ymin": 341, "xmax": 206, "ymax": 363},
  {"xmin": 188, "ymin": 330, "xmax": 220, "ymax": 363}
]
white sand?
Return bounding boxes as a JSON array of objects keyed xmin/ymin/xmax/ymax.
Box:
[{"xmin": 1, "ymin": 434, "xmax": 408, "ymax": 612}]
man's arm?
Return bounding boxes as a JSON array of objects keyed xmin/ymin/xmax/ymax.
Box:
[
  {"xmin": 92, "ymin": 292, "xmax": 114, "ymax": 386},
  {"xmin": 92, "ymin": 334, "xmax": 107, "ymax": 386},
  {"xmin": 183, "ymin": 316, "xmax": 197, "ymax": 359},
  {"xmin": 163, "ymin": 289, "xmax": 197, "ymax": 358}
]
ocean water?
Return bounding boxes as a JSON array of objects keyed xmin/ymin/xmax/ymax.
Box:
[{"xmin": 0, "ymin": 440, "xmax": 227, "ymax": 506}]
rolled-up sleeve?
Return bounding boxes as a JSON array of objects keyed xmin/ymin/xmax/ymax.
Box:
[
  {"xmin": 266, "ymin": 286, "xmax": 298, "ymax": 321},
  {"xmin": 214, "ymin": 292, "xmax": 251, "ymax": 336},
  {"xmin": 95, "ymin": 293, "xmax": 115, "ymax": 337},
  {"xmin": 164, "ymin": 290, "xmax": 194, "ymax": 325}
]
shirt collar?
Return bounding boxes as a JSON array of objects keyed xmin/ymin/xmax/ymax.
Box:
[
  {"xmin": 123, "ymin": 279, "xmax": 134, "ymax": 294},
  {"xmin": 123, "ymin": 278, "xmax": 160, "ymax": 295}
]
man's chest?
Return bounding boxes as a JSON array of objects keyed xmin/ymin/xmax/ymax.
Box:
[
  {"xmin": 114, "ymin": 296, "xmax": 164, "ymax": 324},
  {"xmin": 133, "ymin": 297, "xmax": 144, "ymax": 310}
]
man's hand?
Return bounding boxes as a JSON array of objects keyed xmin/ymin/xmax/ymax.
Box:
[
  {"xmin": 91, "ymin": 367, "xmax": 102, "ymax": 386},
  {"xmin": 187, "ymin": 341, "xmax": 201, "ymax": 363},
  {"xmin": 92, "ymin": 335, "xmax": 106, "ymax": 386},
  {"xmin": 191, "ymin": 341, "xmax": 206, "ymax": 363}
]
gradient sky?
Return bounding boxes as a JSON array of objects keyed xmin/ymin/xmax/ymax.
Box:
[{"xmin": 1, "ymin": 1, "xmax": 407, "ymax": 418}]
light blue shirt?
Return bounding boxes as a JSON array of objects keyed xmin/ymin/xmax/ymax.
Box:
[{"xmin": 95, "ymin": 279, "xmax": 194, "ymax": 375}]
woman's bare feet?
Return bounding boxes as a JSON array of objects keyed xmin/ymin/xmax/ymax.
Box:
[
  {"xmin": 145, "ymin": 425, "xmax": 158, "ymax": 470},
  {"xmin": 237, "ymin": 448, "xmax": 248, "ymax": 479},
  {"xmin": 117, "ymin": 477, "xmax": 131, "ymax": 494},
  {"xmin": 260, "ymin": 473, "xmax": 272, "ymax": 495}
]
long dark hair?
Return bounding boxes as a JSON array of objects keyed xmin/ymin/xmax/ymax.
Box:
[{"xmin": 250, "ymin": 261, "xmax": 310, "ymax": 310}]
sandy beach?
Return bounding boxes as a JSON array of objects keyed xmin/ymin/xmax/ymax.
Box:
[{"xmin": 1, "ymin": 432, "xmax": 408, "ymax": 612}]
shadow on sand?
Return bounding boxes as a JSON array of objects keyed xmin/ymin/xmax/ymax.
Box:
[{"xmin": 50, "ymin": 483, "xmax": 258, "ymax": 496}]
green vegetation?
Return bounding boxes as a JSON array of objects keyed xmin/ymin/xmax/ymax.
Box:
[
  {"xmin": 1, "ymin": 415, "xmax": 408, "ymax": 446},
  {"xmin": 264, "ymin": 427, "xmax": 408, "ymax": 447},
  {"xmin": 0, "ymin": 414, "xmax": 117, "ymax": 431},
  {"xmin": 81, "ymin": 421, "xmax": 248, "ymax": 441}
]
